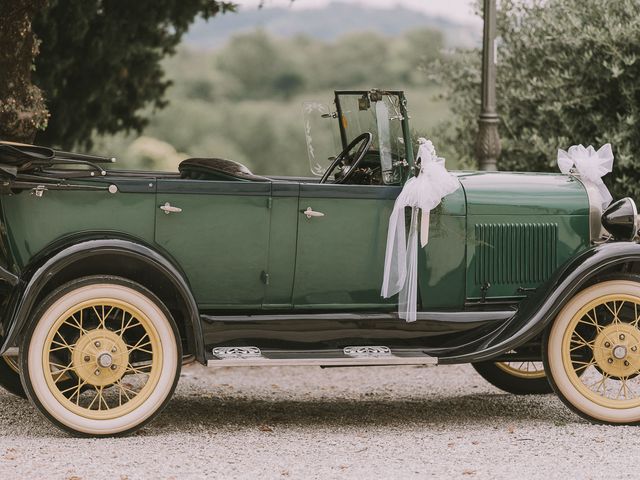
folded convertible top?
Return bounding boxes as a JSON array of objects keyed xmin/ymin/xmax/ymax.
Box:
[{"xmin": 0, "ymin": 141, "xmax": 115, "ymax": 177}]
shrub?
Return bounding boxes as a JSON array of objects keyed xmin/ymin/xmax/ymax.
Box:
[{"xmin": 434, "ymin": 0, "xmax": 640, "ymax": 199}]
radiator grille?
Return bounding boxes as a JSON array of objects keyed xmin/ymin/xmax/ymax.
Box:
[{"xmin": 474, "ymin": 223, "xmax": 558, "ymax": 285}]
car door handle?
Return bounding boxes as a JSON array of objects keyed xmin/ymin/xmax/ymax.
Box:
[
  {"xmin": 160, "ymin": 202, "xmax": 182, "ymax": 214},
  {"xmin": 303, "ymin": 207, "xmax": 325, "ymax": 219}
]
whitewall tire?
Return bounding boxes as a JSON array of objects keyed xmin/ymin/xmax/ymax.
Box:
[
  {"xmin": 20, "ymin": 276, "xmax": 181, "ymax": 436},
  {"xmin": 544, "ymin": 277, "xmax": 640, "ymax": 424}
]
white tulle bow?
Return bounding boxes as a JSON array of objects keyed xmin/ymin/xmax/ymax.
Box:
[
  {"xmin": 381, "ymin": 138, "xmax": 460, "ymax": 322},
  {"xmin": 557, "ymin": 144, "xmax": 614, "ymax": 208}
]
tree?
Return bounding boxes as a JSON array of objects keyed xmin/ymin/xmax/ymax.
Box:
[
  {"xmin": 31, "ymin": 0, "xmax": 235, "ymax": 149},
  {"xmin": 0, "ymin": 0, "xmax": 49, "ymax": 143},
  {"xmin": 434, "ymin": 0, "xmax": 640, "ymax": 199},
  {"xmin": 216, "ymin": 30, "xmax": 305, "ymax": 99}
]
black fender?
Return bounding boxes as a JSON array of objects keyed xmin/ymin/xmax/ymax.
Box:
[
  {"xmin": 0, "ymin": 238, "xmax": 204, "ymax": 362},
  {"xmin": 440, "ymin": 241, "xmax": 640, "ymax": 363}
]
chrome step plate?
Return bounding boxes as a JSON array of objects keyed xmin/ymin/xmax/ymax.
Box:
[
  {"xmin": 212, "ymin": 346, "xmax": 262, "ymax": 360},
  {"xmin": 344, "ymin": 346, "xmax": 391, "ymax": 358},
  {"xmin": 207, "ymin": 346, "xmax": 437, "ymax": 368}
]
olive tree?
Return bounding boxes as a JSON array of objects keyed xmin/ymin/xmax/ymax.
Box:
[{"xmin": 434, "ymin": 0, "xmax": 640, "ymax": 199}]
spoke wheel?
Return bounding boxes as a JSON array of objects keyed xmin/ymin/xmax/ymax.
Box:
[
  {"xmin": 473, "ymin": 359, "xmax": 551, "ymax": 395},
  {"xmin": 21, "ymin": 276, "xmax": 180, "ymax": 436},
  {"xmin": 495, "ymin": 361, "xmax": 546, "ymax": 380},
  {"xmin": 545, "ymin": 277, "xmax": 640, "ymax": 424}
]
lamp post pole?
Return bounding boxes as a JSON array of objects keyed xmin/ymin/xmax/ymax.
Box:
[{"xmin": 475, "ymin": 0, "xmax": 501, "ymax": 171}]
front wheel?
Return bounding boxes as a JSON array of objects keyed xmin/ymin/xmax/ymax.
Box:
[
  {"xmin": 472, "ymin": 360, "xmax": 551, "ymax": 394},
  {"xmin": 544, "ymin": 276, "xmax": 640, "ymax": 424},
  {"xmin": 20, "ymin": 276, "xmax": 181, "ymax": 436}
]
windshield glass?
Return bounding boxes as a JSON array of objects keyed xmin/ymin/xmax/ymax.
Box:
[
  {"xmin": 335, "ymin": 91, "xmax": 407, "ymax": 184},
  {"xmin": 301, "ymin": 90, "xmax": 410, "ymax": 184}
]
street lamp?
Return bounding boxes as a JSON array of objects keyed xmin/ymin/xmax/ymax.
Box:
[{"xmin": 475, "ymin": 0, "xmax": 501, "ymax": 171}]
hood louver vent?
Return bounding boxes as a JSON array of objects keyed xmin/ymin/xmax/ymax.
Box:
[{"xmin": 475, "ymin": 223, "xmax": 558, "ymax": 286}]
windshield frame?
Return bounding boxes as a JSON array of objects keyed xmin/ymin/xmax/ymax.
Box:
[{"xmin": 334, "ymin": 90, "xmax": 415, "ymax": 172}]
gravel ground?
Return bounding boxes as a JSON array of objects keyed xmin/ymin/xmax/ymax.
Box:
[{"xmin": 0, "ymin": 362, "xmax": 636, "ymax": 479}]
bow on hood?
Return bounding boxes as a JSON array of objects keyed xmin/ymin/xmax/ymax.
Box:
[{"xmin": 557, "ymin": 143, "xmax": 614, "ymax": 208}]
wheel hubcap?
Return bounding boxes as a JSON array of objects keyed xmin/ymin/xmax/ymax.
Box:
[
  {"xmin": 71, "ymin": 329, "xmax": 129, "ymax": 387},
  {"xmin": 592, "ymin": 323, "xmax": 640, "ymax": 377}
]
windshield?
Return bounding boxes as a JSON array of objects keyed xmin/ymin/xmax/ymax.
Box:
[
  {"xmin": 335, "ymin": 90, "xmax": 409, "ymax": 184},
  {"xmin": 302, "ymin": 90, "xmax": 412, "ymax": 184}
]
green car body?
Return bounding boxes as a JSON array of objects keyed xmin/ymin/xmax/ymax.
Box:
[
  {"xmin": 3, "ymin": 88, "xmax": 640, "ymax": 435},
  {"xmin": 0, "ymin": 90, "xmax": 623, "ymax": 364}
]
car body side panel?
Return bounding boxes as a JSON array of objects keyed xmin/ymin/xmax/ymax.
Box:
[
  {"xmin": 263, "ymin": 183, "xmax": 300, "ymax": 308},
  {"xmin": 155, "ymin": 179, "xmax": 271, "ymax": 308},
  {"xmin": 419, "ymin": 215, "xmax": 467, "ymax": 308},
  {"xmin": 2, "ymin": 181, "xmax": 157, "ymax": 271},
  {"xmin": 292, "ymin": 184, "xmax": 397, "ymax": 309},
  {"xmin": 292, "ymin": 183, "xmax": 467, "ymax": 310},
  {"xmin": 459, "ymin": 172, "xmax": 591, "ymax": 300}
]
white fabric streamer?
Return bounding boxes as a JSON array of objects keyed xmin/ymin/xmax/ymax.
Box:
[
  {"xmin": 381, "ymin": 138, "xmax": 460, "ymax": 322},
  {"xmin": 557, "ymin": 144, "xmax": 614, "ymax": 208}
]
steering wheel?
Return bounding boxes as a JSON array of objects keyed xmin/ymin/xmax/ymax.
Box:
[{"xmin": 320, "ymin": 132, "xmax": 373, "ymax": 184}]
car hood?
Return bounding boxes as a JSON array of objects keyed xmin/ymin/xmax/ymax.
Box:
[{"xmin": 456, "ymin": 171, "xmax": 589, "ymax": 215}]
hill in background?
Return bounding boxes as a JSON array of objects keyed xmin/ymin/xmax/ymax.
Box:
[{"xmin": 185, "ymin": 1, "xmax": 480, "ymax": 49}]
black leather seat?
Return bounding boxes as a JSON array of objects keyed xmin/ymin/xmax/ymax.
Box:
[{"xmin": 178, "ymin": 158, "xmax": 270, "ymax": 182}]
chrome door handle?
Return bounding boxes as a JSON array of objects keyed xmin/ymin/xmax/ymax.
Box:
[
  {"xmin": 303, "ymin": 207, "xmax": 325, "ymax": 219},
  {"xmin": 160, "ymin": 202, "xmax": 182, "ymax": 214}
]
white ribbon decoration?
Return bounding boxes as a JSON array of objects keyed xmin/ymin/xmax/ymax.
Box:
[
  {"xmin": 381, "ymin": 138, "xmax": 460, "ymax": 322},
  {"xmin": 557, "ymin": 143, "xmax": 614, "ymax": 208}
]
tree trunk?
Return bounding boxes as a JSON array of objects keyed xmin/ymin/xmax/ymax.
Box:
[{"xmin": 0, "ymin": 0, "xmax": 49, "ymax": 143}]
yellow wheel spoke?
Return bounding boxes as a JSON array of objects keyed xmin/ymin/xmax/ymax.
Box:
[
  {"xmin": 116, "ymin": 380, "xmax": 139, "ymax": 398},
  {"xmin": 87, "ymin": 387, "xmax": 101, "ymax": 410},
  {"xmin": 125, "ymin": 362, "xmax": 152, "ymax": 376},
  {"xmin": 632, "ymin": 303, "xmax": 640, "ymax": 328},
  {"xmin": 116, "ymin": 315, "xmax": 142, "ymax": 336},
  {"xmin": 571, "ymin": 330, "xmax": 594, "ymax": 350},
  {"xmin": 116, "ymin": 380, "xmax": 133, "ymax": 403},
  {"xmin": 573, "ymin": 360, "xmax": 595, "ymax": 374},
  {"xmin": 127, "ymin": 333, "xmax": 150, "ymax": 350},
  {"xmin": 579, "ymin": 310, "xmax": 603, "ymax": 332},
  {"xmin": 604, "ymin": 301, "xmax": 623, "ymax": 324},
  {"xmin": 590, "ymin": 373, "xmax": 610, "ymax": 395}
]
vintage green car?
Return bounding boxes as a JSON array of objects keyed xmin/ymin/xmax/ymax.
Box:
[{"xmin": 0, "ymin": 89, "xmax": 639, "ymax": 436}]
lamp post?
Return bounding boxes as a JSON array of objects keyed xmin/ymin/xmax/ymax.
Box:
[{"xmin": 475, "ymin": 0, "xmax": 501, "ymax": 171}]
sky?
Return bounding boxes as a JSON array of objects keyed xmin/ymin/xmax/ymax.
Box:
[{"xmin": 234, "ymin": 0, "xmax": 481, "ymax": 26}]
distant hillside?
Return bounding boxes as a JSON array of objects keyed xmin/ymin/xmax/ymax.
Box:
[{"xmin": 185, "ymin": 1, "xmax": 480, "ymax": 49}]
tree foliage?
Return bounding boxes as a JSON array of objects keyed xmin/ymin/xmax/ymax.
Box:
[
  {"xmin": 0, "ymin": 0, "xmax": 49, "ymax": 143},
  {"xmin": 435, "ymin": 0, "xmax": 640, "ymax": 199},
  {"xmin": 31, "ymin": 0, "xmax": 234, "ymax": 149},
  {"xmin": 94, "ymin": 28, "xmax": 448, "ymax": 175}
]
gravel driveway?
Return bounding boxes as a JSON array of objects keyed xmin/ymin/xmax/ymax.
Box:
[{"xmin": 0, "ymin": 362, "xmax": 635, "ymax": 479}]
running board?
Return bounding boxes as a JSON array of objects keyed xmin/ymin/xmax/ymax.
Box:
[{"xmin": 206, "ymin": 346, "xmax": 438, "ymax": 367}]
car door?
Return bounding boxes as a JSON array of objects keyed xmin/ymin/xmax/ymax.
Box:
[
  {"xmin": 154, "ymin": 179, "xmax": 271, "ymax": 309},
  {"xmin": 292, "ymin": 182, "xmax": 399, "ymax": 309}
]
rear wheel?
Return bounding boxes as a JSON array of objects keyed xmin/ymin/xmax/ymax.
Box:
[
  {"xmin": 544, "ymin": 276, "xmax": 640, "ymax": 424},
  {"xmin": 472, "ymin": 360, "xmax": 552, "ymax": 394},
  {"xmin": 20, "ymin": 276, "xmax": 181, "ymax": 436},
  {"xmin": 0, "ymin": 355, "xmax": 26, "ymax": 398}
]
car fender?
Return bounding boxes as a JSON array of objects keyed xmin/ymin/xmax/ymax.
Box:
[
  {"xmin": 440, "ymin": 241, "xmax": 640, "ymax": 363},
  {"xmin": 0, "ymin": 237, "xmax": 203, "ymax": 362}
]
